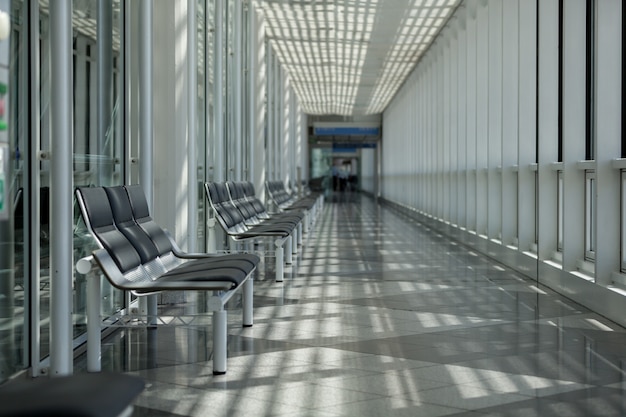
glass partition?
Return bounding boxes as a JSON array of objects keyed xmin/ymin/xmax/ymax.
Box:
[{"xmin": 1, "ymin": 0, "xmax": 127, "ymax": 373}]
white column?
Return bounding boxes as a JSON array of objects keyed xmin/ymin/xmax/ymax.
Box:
[
  {"xmin": 501, "ymin": 0, "xmax": 520, "ymax": 247},
  {"xmin": 266, "ymin": 47, "xmax": 273, "ymax": 182},
  {"xmin": 594, "ymin": 0, "xmax": 622, "ymax": 285},
  {"xmin": 28, "ymin": 0, "xmax": 42, "ymax": 377},
  {"xmin": 449, "ymin": 25, "xmax": 459, "ymax": 227},
  {"xmin": 475, "ymin": 1, "xmax": 488, "ymax": 237},
  {"xmin": 97, "ymin": 0, "xmax": 113, "ymax": 185},
  {"xmin": 139, "ymin": 0, "xmax": 153, "ymax": 203},
  {"xmin": 487, "ymin": 0, "xmax": 502, "ymax": 240},
  {"xmin": 537, "ymin": 0, "xmax": 560, "ymax": 262},
  {"xmin": 517, "ymin": 0, "xmax": 537, "ymax": 253},
  {"xmin": 139, "ymin": 0, "xmax": 156, "ymax": 320},
  {"xmin": 561, "ymin": 0, "xmax": 586, "ymax": 271},
  {"xmin": 234, "ymin": 0, "xmax": 242, "ymax": 181},
  {"xmin": 187, "ymin": 0, "xmax": 197, "ymax": 252},
  {"xmin": 457, "ymin": 8, "xmax": 467, "ymax": 229},
  {"xmin": 442, "ymin": 38, "xmax": 451, "ymax": 222},
  {"xmin": 213, "ymin": 0, "xmax": 225, "ymax": 182},
  {"xmin": 436, "ymin": 46, "xmax": 443, "ymax": 219},
  {"xmin": 466, "ymin": 0, "xmax": 477, "ymax": 233},
  {"xmin": 250, "ymin": 4, "xmax": 266, "ymax": 202},
  {"xmin": 74, "ymin": 37, "xmax": 88, "ymax": 173},
  {"xmin": 49, "ymin": 0, "xmax": 73, "ymax": 376}
]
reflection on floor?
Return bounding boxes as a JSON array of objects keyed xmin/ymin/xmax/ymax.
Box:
[{"xmin": 75, "ymin": 196, "xmax": 626, "ymax": 417}]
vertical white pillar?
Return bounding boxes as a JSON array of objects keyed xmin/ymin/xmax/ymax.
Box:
[
  {"xmin": 449, "ymin": 25, "xmax": 459, "ymax": 227},
  {"xmin": 594, "ymin": 0, "xmax": 622, "ymax": 285},
  {"xmin": 28, "ymin": 0, "xmax": 42, "ymax": 377},
  {"xmin": 501, "ymin": 0, "xmax": 520, "ymax": 247},
  {"xmin": 234, "ymin": 0, "xmax": 242, "ymax": 181},
  {"xmin": 266, "ymin": 48, "xmax": 273, "ymax": 181},
  {"xmin": 214, "ymin": 0, "xmax": 224, "ymax": 182},
  {"xmin": 49, "ymin": 0, "xmax": 73, "ymax": 376},
  {"xmin": 466, "ymin": 0, "xmax": 477, "ymax": 233},
  {"xmin": 139, "ymin": 0, "xmax": 156, "ymax": 321},
  {"xmin": 537, "ymin": 0, "xmax": 560, "ymax": 262},
  {"xmin": 187, "ymin": 0, "xmax": 197, "ymax": 252},
  {"xmin": 475, "ymin": 1, "xmax": 488, "ymax": 237},
  {"xmin": 487, "ymin": 0, "xmax": 502, "ymax": 240},
  {"xmin": 457, "ymin": 9, "xmax": 467, "ymax": 229},
  {"xmin": 561, "ymin": 0, "xmax": 586, "ymax": 271},
  {"xmin": 517, "ymin": 0, "xmax": 537, "ymax": 253},
  {"xmin": 438, "ymin": 37, "xmax": 452, "ymax": 222},
  {"xmin": 97, "ymin": 0, "xmax": 113, "ymax": 186},
  {"xmin": 251, "ymin": 4, "xmax": 266, "ymax": 202},
  {"xmin": 139, "ymin": 0, "xmax": 153, "ymax": 203}
]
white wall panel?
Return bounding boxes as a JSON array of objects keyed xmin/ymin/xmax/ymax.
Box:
[
  {"xmin": 517, "ymin": 0, "xmax": 537, "ymax": 252},
  {"xmin": 537, "ymin": 0, "xmax": 559, "ymax": 261},
  {"xmin": 475, "ymin": 2, "xmax": 488, "ymax": 237},
  {"xmin": 487, "ymin": 0, "xmax": 502, "ymax": 240},
  {"xmin": 561, "ymin": 0, "xmax": 586, "ymax": 272},
  {"xmin": 465, "ymin": 1, "xmax": 477, "ymax": 232},
  {"xmin": 380, "ymin": 0, "xmax": 626, "ymax": 326},
  {"xmin": 501, "ymin": 0, "xmax": 519, "ymax": 247},
  {"xmin": 594, "ymin": 0, "xmax": 622, "ymax": 286}
]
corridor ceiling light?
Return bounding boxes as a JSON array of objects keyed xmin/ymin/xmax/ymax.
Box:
[{"xmin": 259, "ymin": 0, "xmax": 459, "ymax": 116}]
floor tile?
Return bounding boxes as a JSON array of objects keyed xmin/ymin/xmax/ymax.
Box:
[{"xmin": 69, "ymin": 196, "xmax": 626, "ymax": 417}]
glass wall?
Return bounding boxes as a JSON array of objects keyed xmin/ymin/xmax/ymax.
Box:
[
  {"xmin": 0, "ymin": 0, "xmax": 127, "ymax": 382},
  {"xmin": 0, "ymin": 0, "xmax": 295, "ymax": 382},
  {"xmin": 0, "ymin": 0, "xmax": 23, "ymax": 382}
]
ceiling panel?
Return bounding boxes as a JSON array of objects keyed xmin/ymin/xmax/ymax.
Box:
[{"xmin": 259, "ymin": 0, "xmax": 460, "ymax": 116}]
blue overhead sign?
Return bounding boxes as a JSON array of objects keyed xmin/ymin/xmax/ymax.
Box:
[
  {"xmin": 314, "ymin": 126, "xmax": 380, "ymax": 136},
  {"xmin": 332, "ymin": 142, "xmax": 377, "ymax": 150}
]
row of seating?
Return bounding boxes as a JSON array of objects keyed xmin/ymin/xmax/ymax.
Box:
[
  {"xmin": 75, "ymin": 185, "xmax": 259, "ymax": 376},
  {"xmin": 265, "ymin": 180, "xmax": 323, "ymax": 233},
  {"xmin": 75, "ymin": 180, "xmax": 323, "ymax": 378},
  {"xmin": 205, "ymin": 181, "xmax": 304, "ymax": 282}
]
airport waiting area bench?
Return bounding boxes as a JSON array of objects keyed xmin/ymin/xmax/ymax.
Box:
[
  {"xmin": 227, "ymin": 180, "xmax": 305, "ymax": 247},
  {"xmin": 265, "ymin": 180, "xmax": 323, "ymax": 233},
  {"xmin": 204, "ymin": 181, "xmax": 303, "ymax": 282},
  {"xmin": 75, "ymin": 185, "xmax": 259, "ymax": 375}
]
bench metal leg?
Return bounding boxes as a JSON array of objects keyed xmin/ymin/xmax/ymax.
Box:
[
  {"xmin": 292, "ymin": 230, "xmax": 298, "ymax": 255},
  {"xmin": 298, "ymin": 223, "xmax": 303, "ymax": 246},
  {"xmin": 87, "ymin": 273, "xmax": 101, "ymax": 372},
  {"xmin": 304, "ymin": 212, "xmax": 310, "ymax": 234},
  {"xmin": 285, "ymin": 236, "xmax": 293, "ymax": 264},
  {"xmin": 275, "ymin": 240, "xmax": 284, "ymax": 282},
  {"xmin": 243, "ymin": 277, "xmax": 253, "ymax": 327},
  {"xmin": 212, "ymin": 309, "xmax": 228, "ymax": 375}
]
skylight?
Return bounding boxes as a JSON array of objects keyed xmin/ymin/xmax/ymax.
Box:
[{"xmin": 258, "ymin": 0, "xmax": 459, "ymax": 115}]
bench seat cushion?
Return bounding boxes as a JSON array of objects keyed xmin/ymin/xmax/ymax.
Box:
[
  {"xmin": 0, "ymin": 372, "xmax": 144, "ymax": 417},
  {"xmin": 171, "ymin": 256, "xmax": 258, "ymax": 275}
]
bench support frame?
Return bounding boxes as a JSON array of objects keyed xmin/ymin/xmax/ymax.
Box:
[{"xmin": 82, "ymin": 257, "xmax": 253, "ymax": 375}]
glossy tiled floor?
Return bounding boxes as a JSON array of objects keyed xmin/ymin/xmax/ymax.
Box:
[{"xmin": 77, "ymin": 195, "xmax": 626, "ymax": 416}]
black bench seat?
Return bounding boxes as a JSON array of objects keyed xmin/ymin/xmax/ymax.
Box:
[
  {"xmin": 0, "ymin": 372, "xmax": 145, "ymax": 417},
  {"xmin": 265, "ymin": 180, "xmax": 323, "ymax": 233},
  {"xmin": 233, "ymin": 181, "xmax": 307, "ymax": 246},
  {"xmin": 205, "ymin": 182, "xmax": 299, "ymax": 282},
  {"xmin": 75, "ymin": 185, "xmax": 259, "ymax": 375}
]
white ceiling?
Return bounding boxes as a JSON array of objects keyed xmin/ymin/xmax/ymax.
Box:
[{"xmin": 259, "ymin": 0, "xmax": 460, "ymax": 116}]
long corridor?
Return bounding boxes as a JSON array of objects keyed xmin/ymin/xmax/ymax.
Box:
[{"xmin": 83, "ymin": 196, "xmax": 626, "ymax": 416}]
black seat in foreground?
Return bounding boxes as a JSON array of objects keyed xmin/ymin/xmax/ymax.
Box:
[
  {"xmin": 0, "ymin": 372, "xmax": 144, "ymax": 417},
  {"xmin": 75, "ymin": 185, "xmax": 259, "ymax": 375}
]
